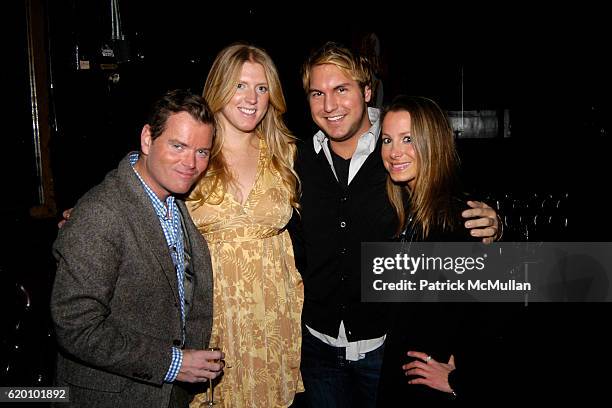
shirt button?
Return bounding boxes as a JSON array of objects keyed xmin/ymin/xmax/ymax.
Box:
[{"xmin": 340, "ymin": 221, "xmax": 346, "ymax": 228}]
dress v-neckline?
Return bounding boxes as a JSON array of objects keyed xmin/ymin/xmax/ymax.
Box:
[{"xmin": 227, "ymin": 138, "xmax": 265, "ymax": 208}]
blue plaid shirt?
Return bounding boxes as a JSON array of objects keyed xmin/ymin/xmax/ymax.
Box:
[{"xmin": 130, "ymin": 153, "xmax": 185, "ymax": 382}]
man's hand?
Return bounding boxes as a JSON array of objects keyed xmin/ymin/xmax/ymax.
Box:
[
  {"xmin": 462, "ymin": 200, "xmax": 501, "ymax": 244},
  {"xmin": 57, "ymin": 208, "xmax": 74, "ymax": 229},
  {"xmin": 176, "ymin": 349, "xmax": 224, "ymax": 383}
]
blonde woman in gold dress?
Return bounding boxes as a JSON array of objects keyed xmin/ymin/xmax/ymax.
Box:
[{"xmin": 187, "ymin": 43, "xmax": 303, "ymax": 408}]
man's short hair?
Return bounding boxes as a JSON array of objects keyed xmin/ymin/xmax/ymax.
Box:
[{"xmin": 147, "ymin": 89, "xmax": 215, "ymax": 140}]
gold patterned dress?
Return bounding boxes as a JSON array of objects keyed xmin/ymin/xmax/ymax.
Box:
[{"xmin": 188, "ymin": 139, "xmax": 304, "ymax": 408}]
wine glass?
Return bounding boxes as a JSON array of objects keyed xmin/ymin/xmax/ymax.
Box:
[{"xmin": 204, "ymin": 334, "xmax": 222, "ymax": 406}]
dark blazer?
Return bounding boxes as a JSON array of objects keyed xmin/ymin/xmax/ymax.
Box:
[{"xmin": 51, "ymin": 154, "xmax": 213, "ymax": 408}]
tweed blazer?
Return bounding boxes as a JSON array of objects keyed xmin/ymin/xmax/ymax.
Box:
[{"xmin": 51, "ymin": 154, "xmax": 213, "ymax": 408}]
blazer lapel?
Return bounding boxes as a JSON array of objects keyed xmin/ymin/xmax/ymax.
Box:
[
  {"xmin": 136, "ymin": 209, "xmax": 180, "ymax": 303},
  {"xmin": 117, "ymin": 156, "xmax": 180, "ymax": 304}
]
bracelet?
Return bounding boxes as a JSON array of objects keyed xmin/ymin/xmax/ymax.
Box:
[
  {"xmin": 495, "ymin": 213, "xmax": 504, "ymax": 241},
  {"xmin": 450, "ymin": 389, "xmax": 457, "ymax": 399}
]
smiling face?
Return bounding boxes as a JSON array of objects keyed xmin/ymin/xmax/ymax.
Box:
[
  {"xmin": 136, "ymin": 111, "xmax": 213, "ymax": 200},
  {"xmin": 219, "ymin": 61, "xmax": 270, "ymax": 136},
  {"xmin": 307, "ymin": 64, "xmax": 371, "ymax": 144},
  {"xmin": 381, "ymin": 110, "xmax": 419, "ymax": 190}
]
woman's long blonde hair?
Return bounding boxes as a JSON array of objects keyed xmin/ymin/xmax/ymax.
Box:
[
  {"xmin": 383, "ymin": 96, "xmax": 461, "ymax": 238},
  {"xmin": 188, "ymin": 43, "xmax": 300, "ymax": 209}
]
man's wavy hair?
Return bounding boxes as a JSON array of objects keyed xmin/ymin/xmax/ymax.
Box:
[{"xmin": 301, "ymin": 41, "xmax": 373, "ymax": 96}]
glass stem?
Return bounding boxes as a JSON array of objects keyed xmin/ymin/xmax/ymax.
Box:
[{"xmin": 210, "ymin": 377, "xmax": 214, "ymax": 404}]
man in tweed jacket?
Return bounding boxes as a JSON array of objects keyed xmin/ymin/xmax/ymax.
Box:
[{"xmin": 51, "ymin": 90, "xmax": 222, "ymax": 407}]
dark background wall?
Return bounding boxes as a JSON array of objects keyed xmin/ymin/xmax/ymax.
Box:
[
  {"xmin": 42, "ymin": 3, "xmax": 611, "ymax": 218},
  {"xmin": 3, "ymin": 0, "xmax": 611, "ymax": 402}
]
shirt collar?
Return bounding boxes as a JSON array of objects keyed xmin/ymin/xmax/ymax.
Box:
[{"xmin": 129, "ymin": 152, "xmax": 176, "ymax": 219}]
